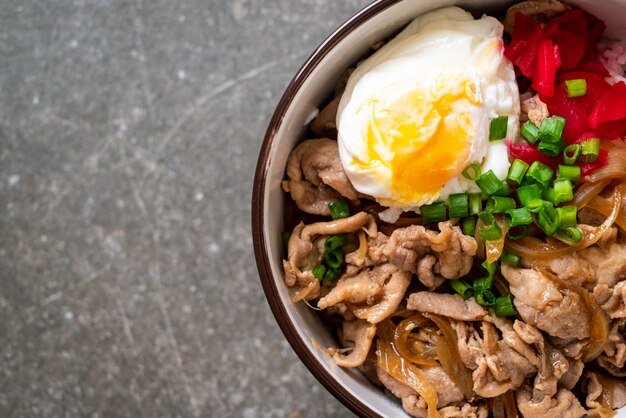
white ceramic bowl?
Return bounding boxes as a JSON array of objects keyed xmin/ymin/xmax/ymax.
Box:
[{"xmin": 252, "ymin": 1, "xmax": 626, "ymax": 416}]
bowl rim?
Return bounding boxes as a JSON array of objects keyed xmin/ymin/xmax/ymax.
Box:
[{"xmin": 251, "ymin": 1, "xmax": 403, "ymax": 416}]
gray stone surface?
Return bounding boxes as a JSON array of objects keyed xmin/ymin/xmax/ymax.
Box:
[{"xmin": 0, "ymin": 1, "xmax": 370, "ymax": 417}]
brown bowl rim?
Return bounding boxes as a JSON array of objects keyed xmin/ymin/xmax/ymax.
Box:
[{"xmin": 251, "ymin": 1, "xmax": 402, "ymax": 417}]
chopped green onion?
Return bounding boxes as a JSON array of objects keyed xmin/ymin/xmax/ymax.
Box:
[
  {"xmin": 539, "ymin": 116, "xmax": 567, "ymax": 144},
  {"xmin": 450, "ymin": 279, "xmax": 473, "ymax": 300},
  {"xmin": 462, "ymin": 216, "xmax": 477, "ymax": 236},
  {"xmin": 489, "ymin": 116, "xmax": 509, "ymax": 141},
  {"xmin": 324, "ymin": 267, "xmax": 340, "ymax": 281},
  {"xmin": 538, "ymin": 138, "xmax": 566, "ymax": 157},
  {"xmin": 493, "ymin": 182, "xmax": 512, "ymax": 197},
  {"xmin": 479, "ymin": 222, "xmax": 502, "ymax": 241},
  {"xmin": 527, "ymin": 161, "xmax": 554, "ymax": 188},
  {"xmin": 500, "ymin": 249, "xmax": 521, "ymax": 266},
  {"xmin": 469, "ymin": 193, "xmax": 483, "ymax": 216},
  {"xmin": 494, "ymin": 295, "xmax": 518, "ymax": 317},
  {"xmin": 504, "ymin": 207, "xmax": 533, "ymax": 227},
  {"xmin": 421, "ymin": 201, "xmax": 447, "ymax": 225},
  {"xmin": 486, "ymin": 196, "xmax": 517, "ymax": 213},
  {"xmin": 449, "ymin": 193, "xmax": 469, "ymax": 218},
  {"xmin": 526, "ymin": 199, "xmax": 552, "ymax": 213},
  {"xmin": 563, "ymin": 144, "xmax": 580, "ymax": 165},
  {"xmin": 476, "ymin": 170, "xmax": 504, "ymax": 196},
  {"xmin": 557, "ymin": 226, "xmax": 583, "ymax": 243},
  {"xmin": 325, "ymin": 234, "xmax": 347, "ymax": 251},
  {"xmin": 475, "ymin": 288, "xmax": 496, "ymax": 307},
  {"xmin": 565, "ymin": 78, "xmax": 587, "ymax": 98},
  {"xmin": 507, "ymin": 159, "xmax": 530, "ymax": 185},
  {"xmin": 542, "ymin": 187, "xmax": 559, "ymax": 206},
  {"xmin": 482, "ymin": 259, "xmax": 497, "ymax": 279},
  {"xmin": 324, "ymin": 248, "xmax": 344, "ymax": 269},
  {"xmin": 580, "ymin": 138, "xmax": 600, "ymax": 163},
  {"xmin": 474, "ymin": 276, "xmax": 493, "ymax": 291},
  {"xmin": 557, "ymin": 205, "xmax": 577, "ymax": 226},
  {"xmin": 507, "ymin": 225, "xmax": 529, "ymax": 240},
  {"xmin": 462, "ymin": 163, "xmax": 482, "ymax": 181},
  {"xmin": 557, "ymin": 165, "xmax": 581, "ymax": 181},
  {"xmin": 537, "ymin": 205, "xmax": 560, "ymax": 236},
  {"xmin": 553, "ymin": 178, "xmax": 574, "ymax": 202},
  {"xmin": 329, "ymin": 199, "xmax": 350, "ymax": 220},
  {"xmin": 312, "ymin": 264, "xmax": 326, "ymax": 281},
  {"xmin": 516, "ymin": 184, "xmax": 543, "ymax": 207},
  {"xmin": 521, "ymin": 120, "xmax": 540, "ymax": 145}
]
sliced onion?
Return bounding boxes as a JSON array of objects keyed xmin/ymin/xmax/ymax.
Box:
[
  {"xmin": 423, "ymin": 313, "xmax": 474, "ymax": 400},
  {"xmin": 586, "ymin": 194, "xmax": 626, "ymax": 231},
  {"xmin": 376, "ymin": 339, "xmax": 441, "ymax": 418},
  {"xmin": 570, "ymin": 178, "xmax": 612, "ymax": 208},
  {"xmin": 505, "ymin": 183, "xmax": 624, "ymax": 260},
  {"xmin": 587, "ymin": 408, "xmax": 617, "ymax": 418},
  {"xmin": 393, "ymin": 317, "xmax": 439, "ymax": 367},
  {"xmin": 540, "ymin": 269, "xmax": 609, "ymax": 362},
  {"xmin": 587, "ymin": 145, "xmax": 626, "ymax": 183},
  {"xmin": 376, "ymin": 318, "xmax": 396, "ymax": 342},
  {"xmin": 486, "ymin": 215, "xmax": 509, "ymax": 264}
]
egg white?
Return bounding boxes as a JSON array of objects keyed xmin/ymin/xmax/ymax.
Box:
[{"xmin": 337, "ymin": 7, "xmax": 520, "ymax": 211}]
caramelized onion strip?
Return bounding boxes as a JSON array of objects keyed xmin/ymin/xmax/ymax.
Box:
[
  {"xmin": 486, "ymin": 215, "xmax": 509, "ymax": 264},
  {"xmin": 423, "ymin": 313, "xmax": 474, "ymax": 400},
  {"xmin": 505, "ymin": 183, "xmax": 624, "ymax": 260},
  {"xmin": 393, "ymin": 317, "xmax": 439, "ymax": 367},
  {"xmin": 377, "ymin": 340, "xmax": 440, "ymax": 418},
  {"xmin": 540, "ymin": 269, "xmax": 609, "ymax": 362},
  {"xmin": 570, "ymin": 178, "xmax": 611, "ymax": 208},
  {"xmin": 586, "ymin": 145, "xmax": 626, "ymax": 183},
  {"xmin": 586, "ymin": 195, "xmax": 626, "ymax": 231}
]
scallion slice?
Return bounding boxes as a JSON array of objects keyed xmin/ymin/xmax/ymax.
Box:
[
  {"xmin": 494, "ymin": 295, "xmax": 518, "ymax": 317},
  {"xmin": 486, "ymin": 196, "xmax": 517, "ymax": 213},
  {"xmin": 580, "ymin": 138, "xmax": 600, "ymax": 163},
  {"xmin": 507, "ymin": 159, "xmax": 529, "ymax": 185},
  {"xmin": 557, "ymin": 164, "xmax": 581, "ymax": 181},
  {"xmin": 542, "ymin": 187, "xmax": 559, "ymax": 206},
  {"xmin": 324, "ymin": 267, "xmax": 340, "ymax": 281},
  {"xmin": 475, "ymin": 288, "xmax": 496, "ymax": 307},
  {"xmin": 500, "ymin": 249, "xmax": 521, "ymax": 266},
  {"xmin": 553, "ymin": 178, "xmax": 574, "ymax": 202},
  {"xmin": 557, "ymin": 205, "xmax": 577, "ymax": 226},
  {"xmin": 526, "ymin": 199, "xmax": 552, "ymax": 213},
  {"xmin": 450, "ymin": 279, "xmax": 473, "ymax": 300},
  {"xmin": 521, "ymin": 120, "xmax": 540, "ymax": 145},
  {"xmin": 462, "ymin": 163, "xmax": 482, "ymax": 181},
  {"xmin": 312, "ymin": 264, "xmax": 326, "ymax": 281},
  {"xmin": 557, "ymin": 226, "xmax": 583, "ymax": 243},
  {"xmin": 565, "ymin": 78, "xmax": 587, "ymax": 98},
  {"xmin": 538, "ymin": 138, "xmax": 566, "ymax": 157},
  {"xmin": 449, "ymin": 193, "xmax": 469, "ymax": 218},
  {"xmin": 538, "ymin": 116, "xmax": 567, "ymax": 143},
  {"xmin": 325, "ymin": 234, "xmax": 347, "ymax": 251},
  {"xmin": 489, "ymin": 116, "xmax": 508, "ymax": 141},
  {"xmin": 516, "ymin": 184, "xmax": 543, "ymax": 207},
  {"xmin": 324, "ymin": 248, "xmax": 344, "ymax": 269},
  {"xmin": 462, "ymin": 216, "xmax": 477, "ymax": 236},
  {"xmin": 563, "ymin": 144, "xmax": 580, "ymax": 165},
  {"xmin": 421, "ymin": 201, "xmax": 447, "ymax": 225},
  {"xmin": 537, "ymin": 205, "xmax": 560, "ymax": 236},
  {"xmin": 504, "ymin": 207, "xmax": 533, "ymax": 227},
  {"xmin": 469, "ymin": 193, "xmax": 483, "ymax": 216},
  {"xmin": 507, "ymin": 225, "xmax": 529, "ymax": 240},
  {"xmin": 479, "ymin": 220, "xmax": 502, "ymax": 241},
  {"xmin": 476, "ymin": 170, "xmax": 504, "ymax": 196},
  {"xmin": 527, "ymin": 161, "xmax": 554, "ymax": 188},
  {"xmin": 329, "ymin": 199, "xmax": 350, "ymax": 220}
]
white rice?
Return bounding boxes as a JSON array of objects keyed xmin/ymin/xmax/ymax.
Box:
[{"xmin": 598, "ymin": 39, "xmax": 626, "ymax": 85}]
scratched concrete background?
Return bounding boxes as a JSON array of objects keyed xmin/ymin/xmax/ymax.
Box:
[{"xmin": 0, "ymin": 1, "xmax": 371, "ymax": 417}]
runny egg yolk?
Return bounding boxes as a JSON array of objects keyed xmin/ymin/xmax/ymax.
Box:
[{"xmin": 361, "ymin": 82, "xmax": 479, "ymax": 206}]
